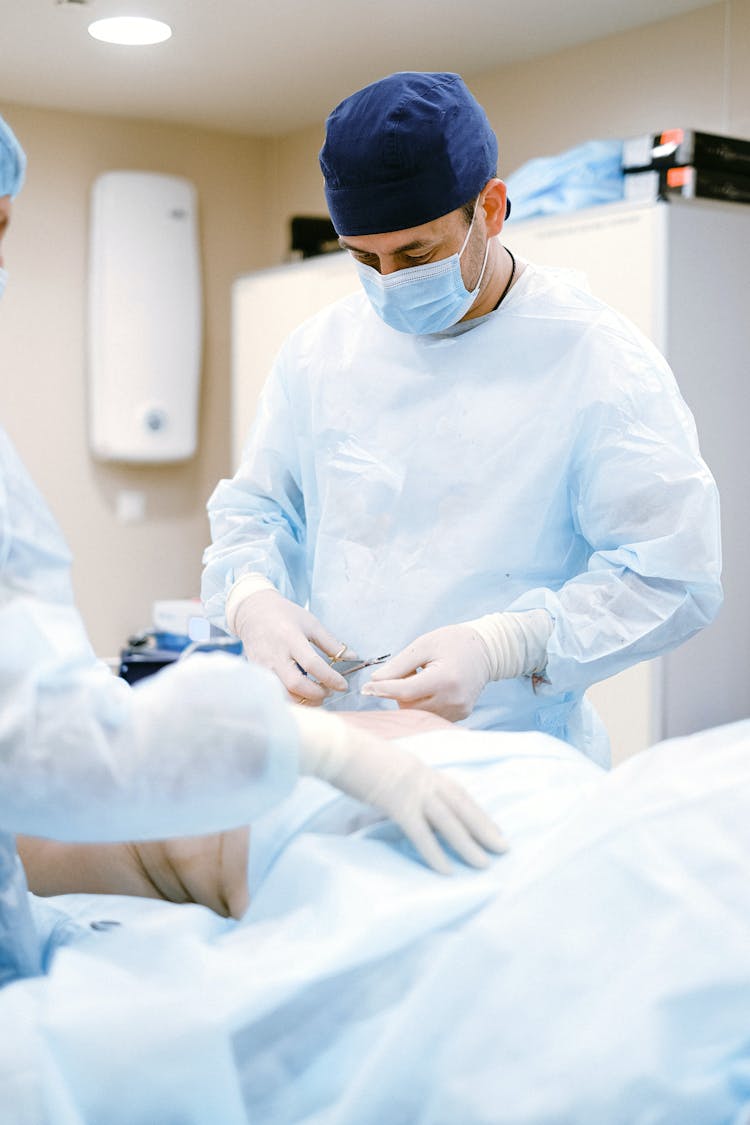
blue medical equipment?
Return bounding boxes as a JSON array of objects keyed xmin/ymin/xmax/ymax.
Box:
[{"xmin": 119, "ymin": 628, "xmax": 242, "ymax": 684}]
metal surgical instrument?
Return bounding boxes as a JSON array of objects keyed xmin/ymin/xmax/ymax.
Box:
[{"xmin": 329, "ymin": 653, "xmax": 391, "ymax": 678}]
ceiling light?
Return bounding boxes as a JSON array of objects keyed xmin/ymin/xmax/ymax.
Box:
[{"xmin": 87, "ymin": 16, "xmax": 172, "ymax": 46}]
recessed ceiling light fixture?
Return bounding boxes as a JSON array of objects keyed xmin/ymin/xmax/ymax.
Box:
[{"xmin": 87, "ymin": 16, "xmax": 172, "ymax": 46}]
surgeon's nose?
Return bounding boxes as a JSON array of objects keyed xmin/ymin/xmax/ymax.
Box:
[{"xmin": 379, "ymin": 257, "xmax": 407, "ymax": 276}]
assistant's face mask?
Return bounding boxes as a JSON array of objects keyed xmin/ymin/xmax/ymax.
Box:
[{"xmin": 353, "ymin": 199, "xmax": 489, "ymax": 334}]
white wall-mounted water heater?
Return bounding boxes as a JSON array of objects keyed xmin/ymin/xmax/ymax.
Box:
[{"xmin": 88, "ymin": 171, "xmax": 202, "ymax": 462}]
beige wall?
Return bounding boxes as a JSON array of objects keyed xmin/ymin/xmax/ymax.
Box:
[
  {"xmin": 265, "ymin": 125, "xmax": 328, "ymax": 265},
  {"xmin": 0, "ymin": 105, "xmax": 273, "ymax": 655},
  {"xmin": 1, "ymin": 0, "xmax": 749, "ymax": 657}
]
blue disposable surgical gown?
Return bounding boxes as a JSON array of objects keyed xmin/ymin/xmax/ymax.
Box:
[
  {"xmin": 203, "ymin": 260, "xmax": 722, "ymax": 764},
  {"xmin": 0, "ymin": 427, "xmax": 299, "ymax": 988}
]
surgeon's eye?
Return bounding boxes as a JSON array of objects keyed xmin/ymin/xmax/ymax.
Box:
[{"xmin": 349, "ymin": 250, "xmax": 377, "ymax": 266}]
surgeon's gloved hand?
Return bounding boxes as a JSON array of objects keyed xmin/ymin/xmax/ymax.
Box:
[
  {"xmin": 362, "ymin": 609, "xmax": 553, "ymax": 722},
  {"xmin": 231, "ymin": 584, "xmax": 355, "ymax": 706},
  {"xmin": 292, "ymin": 707, "xmax": 508, "ymax": 875}
]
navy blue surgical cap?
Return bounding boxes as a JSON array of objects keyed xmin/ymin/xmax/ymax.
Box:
[
  {"xmin": 320, "ymin": 72, "xmax": 499, "ymax": 236},
  {"xmin": 0, "ymin": 114, "xmax": 26, "ymax": 199}
]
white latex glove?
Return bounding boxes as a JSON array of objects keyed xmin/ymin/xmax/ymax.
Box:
[
  {"xmin": 232, "ymin": 587, "xmax": 356, "ymax": 706},
  {"xmin": 362, "ymin": 610, "xmax": 553, "ymax": 722},
  {"xmin": 292, "ymin": 708, "xmax": 508, "ymax": 875}
]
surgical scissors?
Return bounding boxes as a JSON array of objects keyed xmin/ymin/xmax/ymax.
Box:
[
  {"xmin": 293, "ymin": 650, "xmax": 391, "ymax": 705},
  {"xmin": 328, "ymin": 653, "xmax": 391, "ymax": 678}
]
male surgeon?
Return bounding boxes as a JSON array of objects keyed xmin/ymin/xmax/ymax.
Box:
[
  {"xmin": 0, "ymin": 113, "xmax": 504, "ymax": 988},
  {"xmin": 202, "ymin": 71, "xmax": 722, "ymax": 765}
]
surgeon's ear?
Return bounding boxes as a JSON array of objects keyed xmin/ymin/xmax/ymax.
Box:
[{"xmin": 479, "ymin": 179, "xmax": 508, "ymax": 237}]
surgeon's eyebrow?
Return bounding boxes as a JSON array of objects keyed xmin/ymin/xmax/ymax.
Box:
[{"xmin": 338, "ymin": 237, "xmax": 435, "ymax": 255}]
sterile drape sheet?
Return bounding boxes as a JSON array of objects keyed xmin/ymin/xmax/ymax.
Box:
[{"xmin": 2, "ymin": 722, "xmax": 749, "ymax": 1124}]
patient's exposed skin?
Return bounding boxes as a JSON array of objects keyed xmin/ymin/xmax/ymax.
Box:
[
  {"xmin": 336, "ymin": 709, "xmax": 452, "ymax": 739},
  {"xmin": 17, "ymin": 830, "xmax": 252, "ymax": 919},
  {"xmin": 17, "ymin": 710, "xmax": 451, "ymax": 918}
]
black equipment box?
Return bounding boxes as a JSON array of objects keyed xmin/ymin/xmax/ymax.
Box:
[
  {"xmin": 624, "ymin": 164, "xmax": 750, "ymax": 206},
  {"xmin": 623, "ymin": 128, "xmax": 750, "ymax": 177}
]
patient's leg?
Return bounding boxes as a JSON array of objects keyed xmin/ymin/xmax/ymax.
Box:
[
  {"xmin": 17, "ymin": 837, "xmax": 156, "ymax": 899},
  {"xmin": 17, "ymin": 828, "xmax": 250, "ymax": 919}
]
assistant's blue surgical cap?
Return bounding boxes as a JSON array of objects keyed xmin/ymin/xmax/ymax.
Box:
[
  {"xmin": 0, "ymin": 114, "xmax": 26, "ymax": 199},
  {"xmin": 320, "ymin": 72, "xmax": 498, "ymax": 236}
]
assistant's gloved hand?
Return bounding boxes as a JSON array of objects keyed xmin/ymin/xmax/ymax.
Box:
[
  {"xmin": 232, "ymin": 587, "xmax": 355, "ymax": 706},
  {"xmin": 361, "ymin": 609, "xmax": 553, "ymax": 722},
  {"xmin": 292, "ymin": 707, "xmax": 508, "ymax": 875}
]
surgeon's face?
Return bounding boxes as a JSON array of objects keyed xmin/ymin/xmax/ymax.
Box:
[
  {"xmin": 337, "ymin": 178, "xmax": 508, "ymax": 324},
  {"xmin": 0, "ymin": 195, "xmax": 11, "ymax": 268}
]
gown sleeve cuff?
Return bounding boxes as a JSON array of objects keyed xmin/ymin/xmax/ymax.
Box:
[
  {"xmin": 467, "ymin": 609, "xmax": 553, "ymax": 681},
  {"xmin": 226, "ymin": 573, "xmax": 278, "ymax": 634}
]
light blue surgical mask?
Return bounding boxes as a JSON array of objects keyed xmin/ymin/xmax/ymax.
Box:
[
  {"xmin": 353, "ymin": 201, "xmax": 489, "ymax": 334},
  {"xmin": 0, "ymin": 266, "xmax": 7, "ymax": 300}
]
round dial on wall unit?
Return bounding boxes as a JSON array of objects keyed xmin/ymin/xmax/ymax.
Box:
[{"xmin": 141, "ymin": 405, "xmax": 169, "ymax": 433}]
